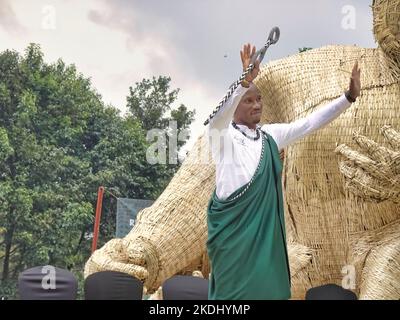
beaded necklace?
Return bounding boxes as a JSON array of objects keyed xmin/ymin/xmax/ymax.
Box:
[{"xmin": 231, "ymin": 121, "xmax": 261, "ymax": 141}]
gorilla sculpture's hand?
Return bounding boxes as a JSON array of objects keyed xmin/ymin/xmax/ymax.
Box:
[{"xmin": 335, "ymin": 125, "xmax": 400, "ymax": 203}]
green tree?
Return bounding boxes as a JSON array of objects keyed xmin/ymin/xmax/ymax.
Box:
[
  {"xmin": 127, "ymin": 76, "xmax": 195, "ymax": 132},
  {"xmin": 127, "ymin": 76, "xmax": 195, "ymax": 169},
  {"xmin": 0, "ymin": 44, "xmax": 102, "ymax": 293},
  {"xmin": 0, "ymin": 44, "xmax": 195, "ymax": 298}
]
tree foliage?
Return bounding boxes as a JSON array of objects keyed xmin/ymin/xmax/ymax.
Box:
[{"xmin": 0, "ymin": 44, "xmax": 194, "ymax": 298}]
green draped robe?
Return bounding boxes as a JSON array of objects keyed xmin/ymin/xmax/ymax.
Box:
[{"xmin": 207, "ymin": 132, "xmax": 291, "ymax": 300}]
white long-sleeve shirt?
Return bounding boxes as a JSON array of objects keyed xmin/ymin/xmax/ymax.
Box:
[{"xmin": 207, "ymin": 85, "xmax": 351, "ymax": 200}]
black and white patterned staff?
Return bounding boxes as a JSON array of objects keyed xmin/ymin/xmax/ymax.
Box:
[{"xmin": 203, "ymin": 27, "xmax": 280, "ymax": 126}]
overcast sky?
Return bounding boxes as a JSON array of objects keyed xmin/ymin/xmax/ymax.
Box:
[{"xmin": 0, "ymin": 0, "xmax": 376, "ymax": 151}]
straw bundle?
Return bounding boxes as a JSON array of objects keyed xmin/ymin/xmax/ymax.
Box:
[
  {"xmin": 335, "ymin": 126, "xmax": 400, "ymax": 203},
  {"xmin": 85, "ymin": 0, "xmax": 400, "ymax": 299}
]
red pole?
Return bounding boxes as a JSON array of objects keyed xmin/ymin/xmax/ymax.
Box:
[{"xmin": 91, "ymin": 186, "xmax": 105, "ymax": 253}]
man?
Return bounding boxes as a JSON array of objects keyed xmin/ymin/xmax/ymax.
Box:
[{"xmin": 206, "ymin": 43, "xmax": 361, "ymax": 300}]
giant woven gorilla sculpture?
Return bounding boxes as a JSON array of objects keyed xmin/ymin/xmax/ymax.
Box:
[{"xmin": 85, "ymin": 0, "xmax": 400, "ymax": 299}]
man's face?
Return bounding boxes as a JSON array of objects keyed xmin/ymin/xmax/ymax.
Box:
[{"xmin": 233, "ymin": 84, "xmax": 263, "ymax": 128}]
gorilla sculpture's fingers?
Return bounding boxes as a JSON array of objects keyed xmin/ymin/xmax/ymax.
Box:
[
  {"xmin": 338, "ymin": 161, "xmax": 381, "ymax": 199},
  {"xmin": 381, "ymin": 125, "xmax": 400, "ymax": 151},
  {"xmin": 338, "ymin": 160, "xmax": 359, "ymax": 180},
  {"xmin": 379, "ymin": 125, "xmax": 400, "ymax": 174},
  {"xmin": 352, "ymin": 132, "xmax": 395, "ymax": 164},
  {"xmin": 390, "ymin": 153, "xmax": 400, "ymax": 175},
  {"xmin": 335, "ymin": 144, "xmax": 389, "ymax": 180},
  {"xmin": 339, "ymin": 160, "xmax": 400, "ymax": 202},
  {"xmin": 84, "ymin": 239, "xmax": 150, "ymax": 282}
]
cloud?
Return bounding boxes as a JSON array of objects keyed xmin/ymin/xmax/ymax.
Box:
[
  {"xmin": 87, "ymin": 2, "xmax": 181, "ymax": 75},
  {"xmin": 0, "ymin": 0, "xmax": 27, "ymax": 35},
  {"xmin": 87, "ymin": 0, "xmax": 376, "ymax": 92}
]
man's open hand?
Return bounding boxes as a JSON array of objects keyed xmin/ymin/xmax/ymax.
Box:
[
  {"xmin": 348, "ymin": 61, "xmax": 361, "ymax": 100},
  {"xmin": 240, "ymin": 43, "xmax": 260, "ymax": 83}
]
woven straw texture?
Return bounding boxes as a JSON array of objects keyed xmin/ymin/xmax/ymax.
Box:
[
  {"xmin": 255, "ymin": 44, "xmax": 399, "ymax": 299},
  {"xmin": 373, "ymin": 0, "xmax": 400, "ymax": 77},
  {"xmin": 85, "ymin": 0, "xmax": 400, "ymax": 299}
]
